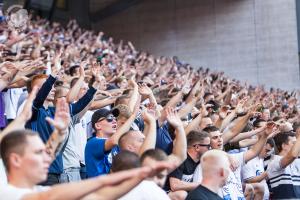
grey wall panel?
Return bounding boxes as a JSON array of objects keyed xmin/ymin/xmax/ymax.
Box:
[{"xmin": 91, "ymin": 0, "xmax": 300, "ymax": 90}]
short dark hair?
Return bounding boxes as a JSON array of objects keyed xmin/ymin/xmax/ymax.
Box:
[
  {"xmin": 70, "ymin": 77, "xmax": 79, "ymax": 88},
  {"xmin": 69, "ymin": 65, "xmax": 80, "ymax": 76},
  {"xmin": 111, "ymin": 150, "xmax": 140, "ymax": 172},
  {"xmin": 273, "ymin": 131, "xmax": 296, "ymax": 153},
  {"xmin": 0, "ymin": 130, "xmax": 38, "ymax": 171},
  {"xmin": 187, "ymin": 131, "xmax": 209, "ymax": 147},
  {"xmin": 202, "ymin": 126, "xmax": 219, "ymax": 133},
  {"xmin": 253, "ymin": 118, "xmax": 266, "ymax": 128},
  {"xmin": 140, "ymin": 149, "xmax": 168, "ymax": 164}
]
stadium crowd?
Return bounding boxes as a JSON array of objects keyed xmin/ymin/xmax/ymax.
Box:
[{"xmin": 0, "ymin": 16, "xmax": 299, "ymax": 200}]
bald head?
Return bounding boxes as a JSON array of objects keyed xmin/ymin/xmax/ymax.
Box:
[
  {"xmin": 201, "ymin": 150, "xmax": 230, "ymax": 186},
  {"xmin": 119, "ymin": 130, "xmax": 145, "ymax": 154}
]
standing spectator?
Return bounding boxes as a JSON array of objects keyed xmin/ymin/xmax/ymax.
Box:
[
  {"xmin": 186, "ymin": 150, "xmax": 231, "ymax": 200},
  {"xmin": 267, "ymin": 131, "xmax": 300, "ymax": 199}
]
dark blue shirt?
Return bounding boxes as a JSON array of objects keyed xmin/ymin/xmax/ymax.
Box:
[{"xmin": 26, "ymin": 75, "xmax": 96, "ymax": 174}]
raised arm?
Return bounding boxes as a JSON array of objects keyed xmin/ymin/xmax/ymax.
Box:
[
  {"xmin": 0, "ymin": 86, "xmax": 38, "ymax": 142},
  {"xmin": 66, "ymin": 61, "xmax": 86, "ymax": 103},
  {"xmin": 104, "ymin": 97, "xmax": 141, "ymax": 151},
  {"xmin": 280, "ymin": 131, "xmax": 300, "ymax": 168},
  {"xmin": 128, "ymin": 76, "xmax": 139, "ymax": 112},
  {"xmin": 166, "ymin": 107, "xmax": 187, "ymax": 169},
  {"xmin": 244, "ymin": 122, "xmax": 275, "ymax": 163},
  {"xmin": 45, "ymin": 97, "xmax": 70, "ymax": 161},
  {"xmin": 222, "ymin": 112, "xmax": 252, "ymax": 145},
  {"xmin": 138, "ymin": 108, "xmax": 157, "ymax": 156}
]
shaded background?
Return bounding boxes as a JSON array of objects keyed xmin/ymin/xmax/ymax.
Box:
[{"xmin": 3, "ymin": 0, "xmax": 300, "ymax": 90}]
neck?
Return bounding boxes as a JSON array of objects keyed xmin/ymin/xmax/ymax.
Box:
[
  {"xmin": 187, "ymin": 150, "xmax": 200, "ymax": 162},
  {"xmin": 96, "ymin": 131, "xmax": 109, "ymax": 138},
  {"xmin": 279, "ymin": 150, "xmax": 287, "ymax": 157},
  {"xmin": 201, "ymin": 178, "xmax": 221, "ymax": 194},
  {"xmin": 7, "ymin": 172, "xmax": 35, "ymax": 189}
]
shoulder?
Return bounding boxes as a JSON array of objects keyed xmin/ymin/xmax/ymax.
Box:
[{"xmin": 0, "ymin": 185, "xmax": 35, "ymax": 200}]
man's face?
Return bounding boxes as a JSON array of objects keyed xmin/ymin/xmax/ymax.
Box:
[
  {"xmin": 259, "ymin": 143, "xmax": 274, "ymax": 158},
  {"xmin": 18, "ymin": 136, "xmax": 51, "ymax": 184},
  {"xmin": 95, "ymin": 114, "xmax": 117, "ymax": 136},
  {"xmin": 194, "ymin": 137, "xmax": 211, "ymax": 159},
  {"xmin": 210, "ymin": 131, "xmax": 224, "ymax": 150},
  {"xmin": 283, "ymin": 136, "xmax": 297, "ymax": 152},
  {"xmin": 142, "ymin": 157, "xmax": 168, "ymax": 188}
]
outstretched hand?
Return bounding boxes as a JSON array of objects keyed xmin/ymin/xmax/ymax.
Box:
[
  {"xmin": 19, "ymin": 86, "xmax": 39, "ymax": 122},
  {"xmin": 46, "ymin": 98, "xmax": 70, "ymax": 133},
  {"xmin": 166, "ymin": 107, "xmax": 183, "ymax": 128}
]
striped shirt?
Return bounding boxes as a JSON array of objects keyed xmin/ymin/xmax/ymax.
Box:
[{"xmin": 267, "ymin": 155, "xmax": 300, "ymax": 199}]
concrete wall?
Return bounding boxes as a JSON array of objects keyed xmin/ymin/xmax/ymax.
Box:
[{"xmin": 90, "ymin": 0, "xmax": 300, "ymax": 90}]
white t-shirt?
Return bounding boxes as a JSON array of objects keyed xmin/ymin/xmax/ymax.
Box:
[
  {"xmin": 118, "ymin": 180, "xmax": 170, "ymax": 200},
  {"xmin": 222, "ymin": 152, "xmax": 245, "ymax": 200},
  {"xmin": 0, "ymin": 159, "xmax": 7, "ymax": 185},
  {"xmin": 3, "ymin": 88, "xmax": 24, "ymax": 119},
  {"xmin": 242, "ymin": 156, "xmax": 269, "ymax": 200},
  {"xmin": 267, "ymin": 155, "xmax": 300, "ymax": 199},
  {"xmin": 0, "ymin": 184, "xmax": 49, "ymax": 200}
]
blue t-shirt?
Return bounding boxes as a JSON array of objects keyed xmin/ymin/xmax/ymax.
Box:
[{"xmin": 85, "ymin": 137, "xmax": 119, "ymax": 178}]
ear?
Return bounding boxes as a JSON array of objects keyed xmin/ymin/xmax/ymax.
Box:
[
  {"xmin": 95, "ymin": 122, "xmax": 102, "ymax": 131},
  {"xmin": 10, "ymin": 153, "xmax": 22, "ymax": 169}
]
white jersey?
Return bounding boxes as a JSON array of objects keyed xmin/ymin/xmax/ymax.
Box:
[
  {"xmin": 118, "ymin": 180, "xmax": 170, "ymax": 200},
  {"xmin": 0, "ymin": 184, "xmax": 49, "ymax": 200},
  {"xmin": 222, "ymin": 152, "xmax": 245, "ymax": 200},
  {"xmin": 242, "ymin": 156, "xmax": 269, "ymax": 200}
]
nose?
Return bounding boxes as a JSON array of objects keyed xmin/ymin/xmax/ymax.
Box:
[{"xmin": 44, "ymin": 151, "xmax": 52, "ymax": 165}]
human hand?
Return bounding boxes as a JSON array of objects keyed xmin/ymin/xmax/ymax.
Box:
[{"xmin": 46, "ymin": 98, "xmax": 70, "ymax": 133}]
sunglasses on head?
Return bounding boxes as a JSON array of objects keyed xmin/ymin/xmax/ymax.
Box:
[{"xmin": 98, "ymin": 115, "xmax": 115, "ymax": 123}]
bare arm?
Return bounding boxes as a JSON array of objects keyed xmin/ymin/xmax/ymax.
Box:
[
  {"xmin": 138, "ymin": 109, "xmax": 157, "ymax": 156},
  {"xmin": 0, "ymin": 87, "xmax": 38, "ymax": 142},
  {"xmin": 22, "ymin": 167, "xmax": 150, "ymax": 200},
  {"xmin": 105, "ymin": 97, "xmax": 140, "ymax": 151},
  {"xmin": 222, "ymin": 113, "xmax": 251, "ymax": 145},
  {"xmin": 128, "ymin": 77, "xmax": 139, "ymax": 112},
  {"xmin": 244, "ymin": 123, "xmax": 275, "ymax": 163},
  {"xmin": 169, "ymin": 177, "xmax": 199, "ymax": 192},
  {"xmin": 45, "ymin": 98, "xmax": 70, "ymax": 161},
  {"xmin": 280, "ymin": 134, "xmax": 300, "ymax": 168},
  {"xmin": 66, "ymin": 62, "xmax": 86, "ymax": 103},
  {"xmin": 245, "ymin": 172, "xmax": 268, "ymax": 183},
  {"xmin": 166, "ymin": 108, "xmax": 187, "ymax": 168},
  {"xmin": 184, "ymin": 113, "xmax": 202, "ymax": 135}
]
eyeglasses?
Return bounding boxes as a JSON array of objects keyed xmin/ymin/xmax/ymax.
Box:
[{"xmin": 193, "ymin": 143, "xmax": 211, "ymax": 149}]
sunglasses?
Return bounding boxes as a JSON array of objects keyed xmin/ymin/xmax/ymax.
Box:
[
  {"xmin": 98, "ymin": 115, "xmax": 115, "ymax": 123},
  {"xmin": 193, "ymin": 143, "xmax": 211, "ymax": 149}
]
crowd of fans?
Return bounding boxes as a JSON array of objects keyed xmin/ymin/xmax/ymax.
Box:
[{"xmin": 0, "ymin": 15, "xmax": 299, "ymax": 200}]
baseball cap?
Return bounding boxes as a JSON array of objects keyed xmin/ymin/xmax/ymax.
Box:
[{"xmin": 91, "ymin": 108, "xmax": 119, "ymax": 129}]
